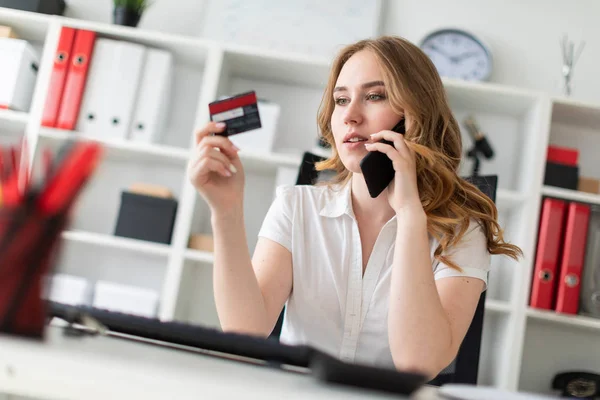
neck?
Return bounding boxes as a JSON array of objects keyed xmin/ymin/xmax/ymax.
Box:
[{"xmin": 350, "ymin": 174, "xmax": 396, "ymax": 225}]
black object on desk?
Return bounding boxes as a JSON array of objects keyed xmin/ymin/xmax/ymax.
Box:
[
  {"xmin": 0, "ymin": 0, "xmax": 66, "ymax": 15},
  {"xmin": 114, "ymin": 191, "xmax": 178, "ymax": 244},
  {"xmin": 48, "ymin": 301, "xmax": 428, "ymax": 396}
]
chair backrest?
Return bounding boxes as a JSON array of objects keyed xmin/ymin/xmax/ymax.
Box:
[
  {"xmin": 431, "ymin": 174, "xmax": 497, "ymax": 386},
  {"xmin": 272, "ymin": 152, "xmax": 498, "ymax": 385}
]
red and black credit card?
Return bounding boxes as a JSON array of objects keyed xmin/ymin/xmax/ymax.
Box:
[{"xmin": 208, "ymin": 91, "xmax": 262, "ymax": 136}]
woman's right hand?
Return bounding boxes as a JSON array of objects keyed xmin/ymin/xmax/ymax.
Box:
[{"xmin": 187, "ymin": 121, "xmax": 245, "ymax": 216}]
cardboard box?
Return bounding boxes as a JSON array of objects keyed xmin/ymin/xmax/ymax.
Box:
[
  {"xmin": 578, "ymin": 177, "xmax": 600, "ymax": 194},
  {"xmin": 188, "ymin": 234, "xmax": 214, "ymax": 252},
  {"xmin": 129, "ymin": 183, "xmax": 173, "ymax": 199},
  {"xmin": 0, "ymin": 25, "xmax": 19, "ymax": 39}
]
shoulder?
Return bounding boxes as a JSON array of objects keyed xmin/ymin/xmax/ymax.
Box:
[
  {"xmin": 430, "ymin": 218, "xmax": 490, "ymax": 268},
  {"xmin": 430, "ymin": 218, "xmax": 487, "ymax": 249},
  {"xmin": 455, "ymin": 218, "xmax": 487, "ymax": 246},
  {"xmin": 431, "ymin": 218, "xmax": 491, "ymax": 284}
]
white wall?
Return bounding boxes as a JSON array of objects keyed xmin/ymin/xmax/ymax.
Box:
[
  {"xmin": 63, "ymin": 0, "xmax": 600, "ymax": 104},
  {"xmin": 381, "ymin": 0, "xmax": 599, "ymax": 104},
  {"xmin": 63, "ymin": 0, "xmax": 208, "ymax": 37}
]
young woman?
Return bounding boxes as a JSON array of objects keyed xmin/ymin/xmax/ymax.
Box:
[{"xmin": 187, "ymin": 35, "xmax": 522, "ymax": 380}]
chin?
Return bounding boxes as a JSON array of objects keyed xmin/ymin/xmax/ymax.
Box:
[{"xmin": 339, "ymin": 153, "xmax": 366, "ymax": 175}]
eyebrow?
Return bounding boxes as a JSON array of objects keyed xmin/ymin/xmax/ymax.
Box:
[{"xmin": 333, "ymin": 80, "xmax": 385, "ymax": 93}]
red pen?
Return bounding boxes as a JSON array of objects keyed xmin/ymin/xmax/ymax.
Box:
[
  {"xmin": 36, "ymin": 141, "xmax": 103, "ymax": 215},
  {"xmin": 0, "ymin": 147, "xmax": 5, "ymax": 182},
  {"xmin": 18, "ymin": 137, "xmax": 30, "ymax": 194},
  {"xmin": 42, "ymin": 148, "xmax": 53, "ymax": 183},
  {"xmin": 10, "ymin": 146, "xmax": 17, "ymax": 178}
]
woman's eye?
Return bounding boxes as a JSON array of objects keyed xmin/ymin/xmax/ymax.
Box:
[
  {"xmin": 335, "ymin": 97, "xmax": 349, "ymax": 105},
  {"xmin": 367, "ymin": 93, "xmax": 385, "ymax": 101}
]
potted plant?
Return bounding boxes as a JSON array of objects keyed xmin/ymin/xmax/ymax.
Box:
[{"xmin": 112, "ymin": 0, "xmax": 151, "ymax": 27}]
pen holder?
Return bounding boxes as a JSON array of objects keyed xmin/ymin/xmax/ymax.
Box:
[
  {"xmin": 0, "ymin": 139, "xmax": 103, "ymax": 339},
  {"xmin": 0, "ymin": 205, "xmax": 68, "ymax": 338}
]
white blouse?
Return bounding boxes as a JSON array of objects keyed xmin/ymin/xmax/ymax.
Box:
[{"xmin": 257, "ymin": 181, "xmax": 490, "ymax": 369}]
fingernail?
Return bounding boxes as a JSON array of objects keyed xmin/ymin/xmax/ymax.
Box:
[
  {"xmin": 216, "ymin": 122, "xmax": 226, "ymax": 128},
  {"xmin": 229, "ymin": 164, "xmax": 237, "ymax": 174},
  {"xmin": 364, "ymin": 143, "xmax": 372, "ymax": 147},
  {"xmin": 225, "ymin": 170, "xmax": 232, "ymax": 177}
]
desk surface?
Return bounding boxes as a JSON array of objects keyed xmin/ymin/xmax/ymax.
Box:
[{"xmin": 0, "ymin": 326, "xmax": 441, "ymax": 400}]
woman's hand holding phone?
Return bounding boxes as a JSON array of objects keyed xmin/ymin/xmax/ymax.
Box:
[
  {"xmin": 187, "ymin": 121, "xmax": 245, "ymax": 216},
  {"xmin": 363, "ymin": 119, "xmax": 422, "ymax": 214}
]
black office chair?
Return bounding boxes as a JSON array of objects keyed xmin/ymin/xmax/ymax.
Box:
[
  {"xmin": 430, "ymin": 174, "xmax": 497, "ymax": 386},
  {"xmin": 270, "ymin": 151, "xmax": 498, "ymax": 386}
]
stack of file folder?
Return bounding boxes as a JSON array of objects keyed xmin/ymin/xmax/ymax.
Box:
[
  {"xmin": 0, "ymin": 138, "xmax": 103, "ymax": 338},
  {"xmin": 42, "ymin": 27, "xmax": 173, "ymax": 145},
  {"xmin": 530, "ymin": 197, "xmax": 600, "ymax": 318}
]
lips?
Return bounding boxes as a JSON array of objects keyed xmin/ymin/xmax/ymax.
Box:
[{"xmin": 343, "ymin": 133, "xmax": 369, "ymax": 143}]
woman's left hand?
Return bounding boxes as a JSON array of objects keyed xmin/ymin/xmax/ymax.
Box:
[{"xmin": 365, "ymin": 131, "xmax": 422, "ymax": 214}]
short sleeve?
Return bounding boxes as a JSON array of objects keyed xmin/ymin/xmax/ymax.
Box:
[
  {"xmin": 432, "ymin": 220, "xmax": 491, "ymax": 290},
  {"xmin": 257, "ymin": 185, "xmax": 295, "ymax": 252}
]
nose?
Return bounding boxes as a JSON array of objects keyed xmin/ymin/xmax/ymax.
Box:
[{"xmin": 343, "ymin": 100, "xmax": 363, "ymax": 126}]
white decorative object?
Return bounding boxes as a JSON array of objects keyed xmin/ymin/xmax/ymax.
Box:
[
  {"xmin": 229, "ymin": 100, "xmax": 280, "ymax": 153},
  {"xmin": 0, "ymin": 38, "xmax": 39, "ymax": 112},
  {"xmin": 44, "ymin": 274, "xmax": 93, "ymax": 306},
  {"xmin": 200, "ymin": 0, "xmax": 382, "ymax": 57},
  {"xmin": 93, "ymin": 281, "xmax": 159, "ymax": 318},
  {"xmin": 559, "ymin": 34, "xmax": 585, "ymax": 97}
]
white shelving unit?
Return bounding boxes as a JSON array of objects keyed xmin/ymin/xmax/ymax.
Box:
[
  {"xmin": 61, "ymin": 230, "xmax": 172, "ymax": 257},
  {"xmin": 1, "ymin": 6, "xmax": 599, "ymax": 396},
  {"xmin": 0, "ymin": 109, "xmax": 28, "ymax": 131}
]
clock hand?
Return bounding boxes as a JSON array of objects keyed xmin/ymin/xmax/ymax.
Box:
[
  {"xmin": 427, "ymin": 44, "xmax": 453, "ymax": 60},
  {"xmin": 451, "ymin": 51, "xmax": 480, "ymax": 63}
]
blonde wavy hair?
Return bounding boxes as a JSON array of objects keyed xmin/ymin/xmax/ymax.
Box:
[{"xmin": 315, "ymin": 36, "xmax": 523, "ymax": 271}]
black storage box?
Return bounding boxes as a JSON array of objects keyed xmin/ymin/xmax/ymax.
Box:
[
  {"xmin": 0, "ymin": 0, "xmax": 66, "ymax": 15},
  {"xmin": 544, "ymin": 162, "xmax": 579, "ymax": 190},
  {"xmin": 114, "ymin": 192, "xmax": 178, "ymax": 245}
]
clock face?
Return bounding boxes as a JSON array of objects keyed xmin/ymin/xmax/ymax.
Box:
[{"xmin": 420, "ymin": 29, "xmax": 492, "ymax": 82}]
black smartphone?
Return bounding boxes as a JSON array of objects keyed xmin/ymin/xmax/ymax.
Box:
[{"xmin": 359, "ymin": 118, "xmax": 406, "ymax": 198}]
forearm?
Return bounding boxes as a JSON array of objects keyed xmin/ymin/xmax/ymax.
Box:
[
  {"xmin": 211, "ymin": 210, "xmax": 269, "ymax": 336},
  {"xmin": 388, "ymin": 207, "xmax": 453, "ymax": 377}
]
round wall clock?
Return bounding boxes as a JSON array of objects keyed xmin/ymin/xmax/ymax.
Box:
[{"xmin": 420, "ymin": 28, "xmax": 493, "ymax": 82}]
